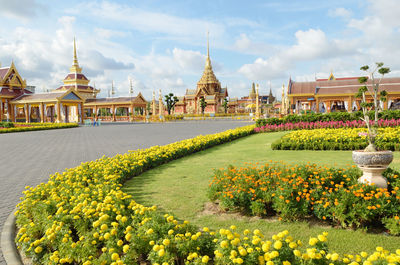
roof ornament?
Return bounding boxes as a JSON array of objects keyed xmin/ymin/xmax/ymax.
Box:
[
  {"xmin": 70, "ymin": 37, "xmax": 82, "ymax": 73},
  {"xmin": 129, "ymin": 78, "xmax": 134, "ymax": 97}
]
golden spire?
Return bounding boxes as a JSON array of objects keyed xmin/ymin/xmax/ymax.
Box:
[
  {"xmin": 198, "ymin": 31, "xmax": 220, "ymax": 86},
  {"xmin": 70, "ymin": 37, "xmax": 82, "ymax": 73}
]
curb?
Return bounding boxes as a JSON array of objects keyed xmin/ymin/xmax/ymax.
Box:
[{"xmin": 1, "ymin": 209, "xmax": 23, "ymax": 265}]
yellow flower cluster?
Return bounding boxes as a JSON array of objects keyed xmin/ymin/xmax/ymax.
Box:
[
  {"xmin": 1, "ymin": 122, "xmax": 78, "ymax": 133},
  {"xmin": 273, "ymin": 127, "xmax": 400, "ymax": 151},
  {"xmin": 14, "ymin": 124, "xmax": 400, "ymax": 264}
]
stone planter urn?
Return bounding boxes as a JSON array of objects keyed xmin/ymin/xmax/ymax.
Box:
[{"xmin": 352, "ymin": 150, "xmax": 393, "ymax": 189}]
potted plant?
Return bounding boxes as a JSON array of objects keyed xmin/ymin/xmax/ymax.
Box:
[{"xmin": 352, "ymin": 62, "xmax": 392, "ymax": 188}]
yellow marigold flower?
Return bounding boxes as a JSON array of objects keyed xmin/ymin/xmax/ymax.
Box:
[
  {"xmin": 111, "ymin": 253, "xmax": 119, "ymax": 261},
  {"xmin": 158, "ymin": 249, "xmax": 165, "ymax": 257},
  {"xmin": 376, "ymin": 247, "xmax": 383, "ymax": 252},
  {"xmin": 34, "ymin": 246, "xmax": 43, "ymax": 254},
  {"xmin": 317, "ymin": 234, "xmax": 327, "ymax": 242},
  {"xmin": 331, "ymin": 253, "xmax": 339, "ymax": 261},
  {"xmin": 266, "ymin": 261, "xmax": 274, "ymax": 265},
  {"xmin": 117, "ymin": 240, "xmax": 123, "ymax": 246},
  {"xmin": 163, "ymin": 239, "xmax": 170, "ymax": 246},
  {"xmin": 309, "ymin": 237, "xmax": 318, "ymax": 246},
  {"xmin": 234, "ymin": 258, "xmax": 244, "ymax": 264},
  {"xmin": 220, "ymin": 240, "xmax": 228, "ymax": 248},
  {"xmin": 123, "ymin": 245, "xmax": 129, "ymax": 253},
  {"xmin": 283, "ymin": 261, "xmax": 291, "ymax": 265},
  {"xmin": 239, "ymin": 248, "xmax": 247, "ymax": 256},
  {"xmin": 202, "ymin": 255, "xmax": 209, "ymax": 263},
  {"xmin": 273, "ymin": 240, "xmax": 282, "ymax": 250}
]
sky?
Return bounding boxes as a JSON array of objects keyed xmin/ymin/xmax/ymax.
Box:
[{"xmin": 1, "ymin": 0, "xmax": 400, "ymax": 100}]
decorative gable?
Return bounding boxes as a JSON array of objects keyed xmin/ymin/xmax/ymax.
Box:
[{"xmin": 63, "ymin": 91, "xmax": 82, "ymax": 101}]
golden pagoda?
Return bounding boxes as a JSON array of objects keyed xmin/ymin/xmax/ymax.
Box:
[
  {"xmin": 196, "ymin": 32, "xmax": 221, "ymax": 95},
  {"xmin": 55, "ymin": 38, "xmax": 100, "ymax": 99}
]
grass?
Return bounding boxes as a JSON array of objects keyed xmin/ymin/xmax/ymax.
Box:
[{"xmin": 123, "ymin": 131, "xmax": 400, "ymax": 254}]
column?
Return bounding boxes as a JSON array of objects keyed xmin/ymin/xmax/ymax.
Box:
[
  {"xmin": 112, "ymin": 105, "xmax": 116, "ymax": 122},
  {"xmin": 0, "ymin": 99, "xmax": 3, "ymax": 121},
  {"xmin": 56, "ymin": 102, "xmax": 61, "ymax": 123},
  {"xmin": 383, "ymin": 97, "xmax": 389, "ymax": 110},
  {"xmin": 316, "ymin": 98, "xmax": 320, "ymax": 113},
  {"xmin": 80, "ymin": 104, "xmax": 84, "ymax": 124},
  {"xmin": 95, "ymin": 105, "xmax": 98, "ymax": 121},
  {"xmin": 327, "ymin": 100, "xmax": 331, "ymax": 113},
  {"xmin": 25, "ymin": 104, "xmax": 29, "ymax": 123},
  {"xmin": 348, "ymin": 97, "xmax": 353, "ymax": 112},
  {"xmin": 130, "ymin": 104, "xmax": 134, "ymax": 122},
  {"xmin": 40, "ymin": 103, "xmax": 44, "ymax": 123}
]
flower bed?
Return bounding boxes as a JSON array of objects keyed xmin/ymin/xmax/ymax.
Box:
[
  {"xmin": 271, "ymin": 127, "xmax": 400, "ymax": 151},
  {"xmin": 15, "ymin": 125, "xmax": 400, "ymax": 264},
  {"xmin": 0, "ymin": 123, "xmax": 78, "ymax": 133},
  {"xmin": 209, "ymin": 162, "xmax": 400, "ymax": 234},
  {"xmin": 255, "ymin": 119, "xmax": 400, "ymax": 133},
  {"xmin": 256, "ymin": 109, "xmax": 400, "ymax": 127}
]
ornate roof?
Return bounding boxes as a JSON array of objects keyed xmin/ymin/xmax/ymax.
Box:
[{"xmin": 197, "ymin": 35, "xmax": 220, "ymax": 86}]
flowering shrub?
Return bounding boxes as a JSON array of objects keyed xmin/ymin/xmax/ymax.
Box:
[
  {"xmin": 256, "ymin": 109, "xmax": 400, "ymax": 127},
  {"xmin": 15, "ymin": 125, "xmax": 400, "ymax": 264},
  {"xmin": 271, "ymin": 127, "xmax": 400, "ymax": 151},
  {"xmin": 209, "ymin": 162, "xmax": 400, "ymax": 233},
  {"xmin": 0, "ymin": 121, "xmax": 15, "ymax": 128},
  {"xmin": 0, "ymin": 122, "xmax": 78, "ymax": 133},
  {"xmin": 255, "ymin": 119, "xmax": 400, "ymax": 133}
]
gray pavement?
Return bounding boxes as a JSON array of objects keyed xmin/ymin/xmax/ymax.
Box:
[{"xmin": 0, "ymin": 120, "xmax": 251, "ymax": 264}]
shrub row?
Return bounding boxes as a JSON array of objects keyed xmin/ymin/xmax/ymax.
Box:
[
  {"xmin": 0, "ymin": 123, "xmax": 78, "ymax": 134},
  {"xmin": 256, "ymin": 110, "xmax": 400, "ymax": 127},
  {"xmin": 0, "ymin": 121, "xmax": 14, "ymax": 128},
  {"xmin": 15, "ymin": 125, "xmax": 400, "ymax": 264},
  {"xmin": 271, "ymin": 127, "xmax": 400, "ymax": 151},
  {"xmin": 255, "ymin": 119, "xmax": 400, "ymax": 133},
  {"xmin": 209, "ymin": 162, "xmax": 400, "ymax": 234}
]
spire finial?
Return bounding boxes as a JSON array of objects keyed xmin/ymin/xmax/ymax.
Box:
[
  {"xmin": 70, "ymin": 37, "xmax": 82, "ymax": 73},
  {"xmin": 207, "ymin": 31, "xmax": 210, "ymax": 59},
  {"xmin": 73, "ymin": 37, "xmax": 78, "ymax": 65}
]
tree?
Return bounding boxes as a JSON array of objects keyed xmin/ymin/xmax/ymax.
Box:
[
  {"xmin": 356, "ymin": 62, "xmax": 390, "ymax": 152},
  {"xmin": 222, "ymin": 98, "xmax": 228, "ymax": 113},
  {"xmin": 199, "ymin": 97, "xmax": 207, "ymax": 114},
  {"xmin": 164, "ymin": 93, "xmax": 179, "ymax": 115}
]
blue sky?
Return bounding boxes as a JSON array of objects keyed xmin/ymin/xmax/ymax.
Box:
[{"xmin": 1, "ymin": 0, "xmax": 399, "ymax": 100}]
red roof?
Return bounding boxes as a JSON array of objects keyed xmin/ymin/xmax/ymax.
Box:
[
  {"xmin": 0, "ymin": 87, "xmax": 31, "ymax": 97},
  {"xmin": 316, "ymin": 77, "xmax": 360, "ymax": 81},
  {"xmin": 0, "ymin": 67, "xmax": 10, "ymax": 80},
  {"xmin": 63, "ymin": 73, "xmax": 89, "ymax": 81},
  {"xmin": 56, "ymin": 85, "xmax": 95, "ymax": 91}
]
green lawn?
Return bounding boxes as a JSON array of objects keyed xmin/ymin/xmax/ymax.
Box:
[{"xmin": 123, "ymin": 132, "xmax": 400, "ymax": 254}]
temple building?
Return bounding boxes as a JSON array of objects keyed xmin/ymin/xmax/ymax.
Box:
[
  {"xmin": 174, "ymin": 35, "xmax": 228, "ymax": 114},
  {"xmin": 1, "ymin": 39, "xmax": 147, "ymax": 123},
  {"xmin": 286, "ymin": 73, "xmax": 400, "ymax": 114}
]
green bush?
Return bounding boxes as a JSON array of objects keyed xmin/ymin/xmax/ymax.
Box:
[
  {"xmin": 0, "ymin": 121, "xmax": 14, "ymax": 128},
  {"xmin": 256, "ymin": 110, "xmax": 400, "ymax": 126},
  {"xmin": 208, "ymin": 162, "xmax": 400, "ymax": 232}
]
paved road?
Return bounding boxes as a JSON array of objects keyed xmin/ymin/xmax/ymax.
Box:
[{"xmin": 0, "ymin": 121, "xmax": 251, "ymax": 264}]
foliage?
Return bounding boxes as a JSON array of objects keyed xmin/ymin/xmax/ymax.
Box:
[
  {"xmin": 200, "ymin": 98, "xmax": 207, "ymax": 114},
  {"xmin": 356, "ymin": 63, "xmax": 390, "ymax": 151},
  {"xmin": 256, "ymin": 109, "xmax": 400, "ymax": 127},
  {"xmin": 0, "ymin": 121, "xmax": 14, "ymax": 128},
  {"xmin": 0, "ymin": 123, "xmax": 78, "ymax": 134},
  {"xmin": 271, "ymin": 127, "xmax": 400, "ymax": 151},
  {"xmin": 15, "ymin": 126, "xmax": 254, "ymax": 264},
  {"xmin": 209, "ymin": 162, "xmax": 400, "ymax": 232},
  {"xmin": 164, "ymin": 93, "xmax": 179, "ymax": 115},
  {"xmin": 255, "ymin": 119, "xmax": 400, "ymax": 133},
  {"xmin": 223, "ymin": 98, "xmax": 228, "ymax": 114}
]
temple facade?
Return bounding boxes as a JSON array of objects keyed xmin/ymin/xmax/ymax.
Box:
[
  {"xmin": 286, "ymin": 73, "xmax": 400, "ymax": 114},
  {"xmin": 1, "ymin": 39, "xmax": 147, "ymax": 123},
  {"xmin": 174, "ymin": 36, "xmax": 228, "ymax": 115}
]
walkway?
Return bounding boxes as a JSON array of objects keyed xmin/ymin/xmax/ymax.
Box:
[{"xmin": 0, "ymin": 121, "xmax": 251, "ymax": 264}]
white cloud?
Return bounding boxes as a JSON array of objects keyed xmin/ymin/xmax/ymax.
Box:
[
  {"xmin": 328, "ymin": 7, "xmax": 352, "ymax": 18},
  {"xmin": 172, "ymin": 48, "xmax": 205, "ymax": 72},
  {"xmin": 69, "ymin": 1, "xmax": 225, "ymax": 44},
  {"xmin": 94, "ymin": 28, "xmax": 129, "ymax": 39},
  {"xmin": 0, "ymin": 0, "xmax": 45, "ymax": 20}
]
